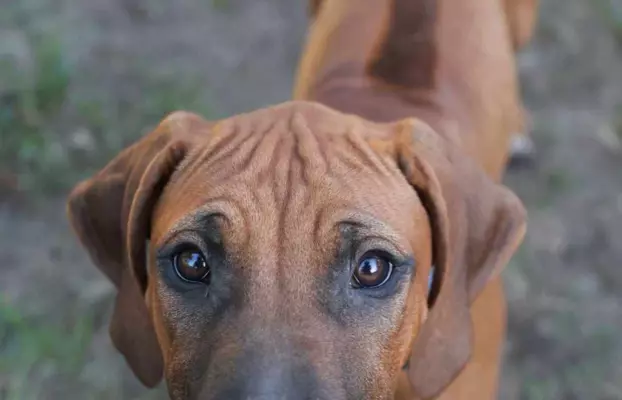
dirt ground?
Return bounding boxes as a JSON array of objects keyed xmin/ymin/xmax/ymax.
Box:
[{"xmin": 1, "ymin": 0, "xmax": 621, "ymax": 399}]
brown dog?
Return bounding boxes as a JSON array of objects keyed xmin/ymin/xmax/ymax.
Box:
[{"xmin": 67, "ymin": 0, "xmax": 536, "ymax": 399}]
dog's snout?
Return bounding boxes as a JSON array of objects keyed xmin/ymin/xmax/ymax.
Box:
[{"xmin": 210, "ymin": 360, "xmax": 319, "ymax": 400}]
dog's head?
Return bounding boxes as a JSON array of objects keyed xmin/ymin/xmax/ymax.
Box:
[{"xmin": 67, "ymin": 101, "xmax": 525, "ymax": 400}]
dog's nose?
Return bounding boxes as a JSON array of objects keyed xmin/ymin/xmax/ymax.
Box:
[{"xmin": 211, "ymin": 361, "xmax": 320, "ymax": 400}]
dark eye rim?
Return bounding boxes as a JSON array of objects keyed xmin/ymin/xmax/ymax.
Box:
[
  {"xmin": 172, "ymin": 247, "xmax": 211, "ymax": 284},
  {"xmin": 351, "ymin": 250, "xmax": 395, "ymax": 289}
]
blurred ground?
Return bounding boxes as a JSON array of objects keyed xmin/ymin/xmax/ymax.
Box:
[{"xmin": 1, "ymin": 0, "xmax": 621, "ymax": 399}]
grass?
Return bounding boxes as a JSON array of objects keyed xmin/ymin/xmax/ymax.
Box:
[
  {"xmin": 505, "ymin": 236, "xmax": 622, "ymax": 400},
  {"xmin": 2, "ymin": 1, "xmax": 622, "ymax": 400},
  {"xmin": 544, "ymin": 169, "xmax": 572, "ymax": 195},
  {"xmin": 0, "ymin": 34, "xmax": 68, "ymax": 171},
  {"xmin": 516, "ymin": 319, "xmax": 618, "ymax": 400},
  {"xmin": 0, "ymin": 0, "xmax": 214, "ymax": 196},
  {"xmin": 0, "ymin": 6, "xmax": 208, "ymax": 395},
  {"xmin": 615, "ymin": 104, "xmax": 622, "ymax": 142},
  {"xmin": 211, "ymin": 0, "xmax": 233, "ymax": 12},
  {"xmin": 0, "ymin": 299, "xmax": 93, "ymax": 400},
  {"xmin": 596, "ymin": 0, "xmax": 622, "ymax": 46},
  {"xmin": 0, "ymin": 31, "xmax": 212, "ymax": 196},
  {"xmin": 0, "ymin": 297, "xmax": 167, "ymax": 399}
]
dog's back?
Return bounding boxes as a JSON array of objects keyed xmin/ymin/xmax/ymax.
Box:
[
  {"xmin": 294, "ymin": 0, "xmax": 534, "ymax": 180},
  {"xmin": 294, "ymin": 2, "xmax": 536, "ymax": 399}
]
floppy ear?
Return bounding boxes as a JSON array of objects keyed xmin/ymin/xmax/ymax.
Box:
[
  {"xmin": 392, "ymin": 119, "xmax": 527, "ymax": 399},
  {"xmin": 66, "ymin": 111, "xmax": 209, "ymax": 387}
]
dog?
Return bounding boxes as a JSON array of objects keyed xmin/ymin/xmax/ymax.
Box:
[{"xmin": 67, "ymin": 0, "xmax": 537, "ymax": 398}]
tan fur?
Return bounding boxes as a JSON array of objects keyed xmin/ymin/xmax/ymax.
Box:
[
  {"xmin": 294, "ymin": 0, "xmax": 536, "ymax": 398},
  {"xmin": 66, "ymin": 0, "xmax": 536, "ymax": 398},
  {"xmin": 295, "ymin": 0, "xmax": 538, "ymax": 179},
  {"xmin": 504, "ymin": 0, "xmax": 540, "ymax": 51}
]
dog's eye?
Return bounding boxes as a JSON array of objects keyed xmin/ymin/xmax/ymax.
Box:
[
  {"xmin": 351, "ymin": 252, "xmax": 394, "ymax": 288},
  {"xmin": 173, "ymin": 248, "xmax": 210, "ymax": 284}
]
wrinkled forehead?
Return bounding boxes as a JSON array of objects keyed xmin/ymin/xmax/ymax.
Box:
[{"xmin": 153, "ymin": 102, "xmax": 427, "ymax": 247}]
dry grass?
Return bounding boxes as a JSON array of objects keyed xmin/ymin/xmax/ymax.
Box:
[{"xmin": 1, "ymin": 0, "xmax": 621, "ymax": 399}]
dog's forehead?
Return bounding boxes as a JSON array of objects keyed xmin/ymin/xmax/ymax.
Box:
[
  {"xmin": 154, "ymin": 101, "xmax": 424, "ymax": 243},
  {"xmin": 184, "ymin": 101, "xmax": 395, "ymax": 157},
  {"xmin": 212, "ymin": 101, "xmax": 393, "ymax": 139}
]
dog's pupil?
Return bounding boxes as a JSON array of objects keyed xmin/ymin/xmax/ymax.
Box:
[
  {"xmin": 356, "ymin": 256, "xmax": 390, "ymax": 287},
  {"xmin": 353, "ymin": 254, "xmax": 396, "ymax": 288},
  {"xmin": 361, "ymin": 258, "xmax": 381, "ymax": 277},
  {"xmin": 181, "ymin": 251, "xmax": 207, "ymax": 277},
  {"xmin": 183, "ymin": 252, "xmax": 203, "ymax": 268}
]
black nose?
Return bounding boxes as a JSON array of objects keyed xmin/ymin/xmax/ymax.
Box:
[{"xmin": 211, "ymin": 361, "xmax": 320, "ymax": 400}]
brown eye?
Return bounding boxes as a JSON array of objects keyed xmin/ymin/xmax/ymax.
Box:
[
  {"xmin": 352, "ymin": 252, "xmax": 394, "ymax": 288},
  {"xmin": 173, "ymin": 248, "xmax": 210, "ymax": 284}
]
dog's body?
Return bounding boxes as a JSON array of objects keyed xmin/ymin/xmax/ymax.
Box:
[
  {"xmin": 67, "ymin": 1, "xmax": 536, "ymax": 399},
  {"xmin": 293, "ymin": 1, "xmax": 538, "ymax": 398},
  {"xmin": 297, "ymin": 0, "xmax": 536, "ymax": 180}
]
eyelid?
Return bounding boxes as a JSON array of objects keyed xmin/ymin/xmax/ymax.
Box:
[
  {"xmin": 156, "ymin": 230, "xmax": 211, "ymax": 260},
  {"xmin": 354, "ymin": 236, "xmax": 412, "ymax": 265},
  {"xmin": 156, "ymin": 212, "xmax": 225, "ymax": 248}
]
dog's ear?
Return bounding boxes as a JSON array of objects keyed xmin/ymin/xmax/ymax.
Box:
[
  {"xmin": 391, "ymin": 119, "xmax": 526, "ymax": 399},
  {"xmin": 67, "ymin": 111, "xmax": 209, "ymax": 387}
]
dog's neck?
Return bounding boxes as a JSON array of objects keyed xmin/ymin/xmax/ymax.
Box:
[{"xmin": 294, "ymin": 0, "xmax": 524, "ymax": 179}]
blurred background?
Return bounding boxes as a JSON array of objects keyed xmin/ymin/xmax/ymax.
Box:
[{"xmin": 0, "ymin": 0, "xmax": 621, "ymax": 399}]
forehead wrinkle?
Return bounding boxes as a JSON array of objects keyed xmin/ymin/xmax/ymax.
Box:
[
  {"xmin": 344, "ymin": 124, "xmax": 395, "ymax": 178},
  {"xmin": 153, "ymin": 197, "xmax": 250, "ymax": 248},
  {"xmin": 265, "ymin": 122, "xmax": 297, "ymax": 210},
  {"xmin": 175, "ymin": 102, "xmax": 398, "ymax": 199},
  {"xmin": 267, "ymin": 137, "xmax": 294, "ymax": 211},
  {"xmin": 245, "ymin": 118, "xmax": 289, "ymax": 185},
  {"xmin": 203, "ymin": 117, "xmax": 257, "ymax": 167},
  {"xmin": 212, "ymin": 119, "xmax": 279, "ymax": 186},
  {"xmin": 173, "ymin": 120, "xmax": 242, "ymax": 188},
  {"xmin": 291, "ymin": 111, "xmax": 329, "ymax": 183},
  {"xmin": 332, "ymin": 140, "xmax": 370, "ymax": 173}
]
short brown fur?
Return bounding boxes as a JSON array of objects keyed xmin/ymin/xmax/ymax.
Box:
[{"xmin": 67, "ymin": 0, "xmax": 537, "ymax": 399}]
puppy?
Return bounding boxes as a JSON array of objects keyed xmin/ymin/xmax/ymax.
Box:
[{"xmin": 67, "ymin": 0, "xmax": 532, "ymax": 398}]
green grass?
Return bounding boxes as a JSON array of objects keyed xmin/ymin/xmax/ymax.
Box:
[
  {"xmin": 0, "ymin": 2, "xmax": 214, "ymax": 196},
  {"xmin": 544, "ymin": 168, "xmax": 572, "ymax": 194},
  {"xmin": 615, "ymin": 104, "xmax": 622, "ymax": 143},
  {"xmin": 0, "ymin": 32, "xmax": 212, "ymax": 195},
  {"xmin": 0, "ymin": 34, "xmax": 68, "ymax": 174},
  {"xmin": 0, "ymin": 299, "xmax": 93, "ymax": 400},
  {"xmin": 522, "ymin": 375, "xmax": 562, "ymax": 400},
  {"xmin": 517, "ymin": 322, "xmax": 618, "ymax": 400},
  {"xmin": 0, "ymin": 29, "xmax": 74, "ymax": 194},
  {"xmin": 596, "ymin": 0, "xmax": 622, "ymax": 46},
  {"xmin": 0, "ymin": 298, "xmax": 168, "ymax": 399},
  {"xmin": 211, "ymin": 0, "xmax": 232, "ymax": 12}
]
